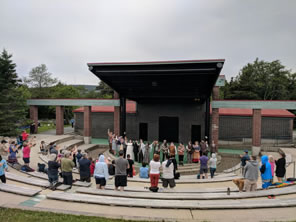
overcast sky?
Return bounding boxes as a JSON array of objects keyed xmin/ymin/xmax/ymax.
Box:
[{"xmin": 1, "ymin": 0, "xmax": 295, "ymax": 85}]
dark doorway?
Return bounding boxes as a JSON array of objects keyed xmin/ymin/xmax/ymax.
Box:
[
  {"xmin": 191, "ymin": 125, "xmax": 201, "ymax": 143},
  {"xmin": 159, "ymin": 116, "xmax": 179, "ymax": 142},
  {"xmin": 139, "ymin": 123, "xmax": 148, "ymax": 141}
]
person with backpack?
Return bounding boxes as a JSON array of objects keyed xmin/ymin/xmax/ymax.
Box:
[{"xmin": 0, "ymin": 155, "xmax": 8, "ymax": 183}]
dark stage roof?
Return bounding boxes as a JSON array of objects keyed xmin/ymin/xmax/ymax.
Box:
[{"xmin": 87, "ymin": 59, "xmax": 225, "ymax": 103}]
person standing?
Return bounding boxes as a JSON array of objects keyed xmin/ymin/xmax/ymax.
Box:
[
  {"xmin": 79, "ymin": 153, "xmax": 91, "ymax": 182},
  {"xmin": 133, "ymin": 140, "xmax": 139, "ymax": 162},
  {"xmin": 210, "ymin": 141, "xmax": 216, "ymax": 154},
  {"xmin": 186, "ymin": 141, "xmax": 193, "ymax": 164},
  {"xmin": 192, "ymin": 141, "xmax": 200, "ymax": 163},
  {"xmin": 126, "ymin": 154, "xmax": 134, "ymax": 177},
  {"xmin": 0, "ymin": 155, "xmax": 8, "ymax": 183},
  {"xmin": 114, "ymin": 150, "xmax": 129, "ymax": 191},
  {"xmin": 138, "ymin": 139, "xmax": 145, "ymax": 163},
  {"xmin": 160, "ymin": 140, "xmax": 168, "ymax": 163},
  {"xmin": 126, "ymin": 140, "xmax": 134, "ymax": 160},
  {"xmin": 48, "ymin": 154, "xmax": 61, "ymax": 190},
  {"xmin": 209, "ymin": 153, "xmax": 217, "ymax": 178},
  {"xmin": 143, "ymin": 142, "xmax": 150, "ymax": 164},
  {"xmin": 61, "ymin": 151, "xmax": 75, "ymax": 187},
  {"xmin": 177, "ymin": 142, "xmax": 185, "ymax": 166},
  {"xmin": 240, "ymin": 150, "xmax": 250, "ymax": 175},
  {"xmin": 243, "ymin": 155, "xmax": 259, "ymax": 192},
  {"xmin": 149, "ymin": 154, "xmax": 161, "ymax": 191},
  {"xmin": 22, "ymin": 142, "xmax": 33, "ymax": 167},
  {"xmin": 260, "ymin": 155, "xmax": 272, "ymax": 189},
  {"xmin": 200, "ymin": 140, "xmax": 207, "ymax": 156},
  {"xmin": 275, "ymin": 152, "xmax": 286, "ymax": 182},
  {"xmin": 94, "ymin": 155, "xmax": 109, "ymax": 189},
  {"xmin": 199, "ymin": 152, "xmax": 209, "ymax": 179}
]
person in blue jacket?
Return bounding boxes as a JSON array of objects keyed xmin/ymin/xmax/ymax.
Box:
[{"xmin": 260, "ymin": 155, "xmax": 272, "ymax": 189}]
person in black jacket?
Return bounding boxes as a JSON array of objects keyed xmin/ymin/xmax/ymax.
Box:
[
  {"xmin": 48, "ymin": 154, "xmax": 60, "ymax": 190},
  {"xmin": 133, "ymin": 141, "xmax": 139, "ymax": 162},
  {"xmin": 275, "ymin": 152, "xmax": 286, "ymax": 182},
  {"xmin": 79, "ymin": 153, "xmax": 91, "ymax": 182}
]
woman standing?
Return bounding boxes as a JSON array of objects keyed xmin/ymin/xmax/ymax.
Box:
[
  {"xmin": 22, "ymin": 142, "xmax": 33, "ymax": 167},
  {"xmin": 111, "ymin": 135, "xmax": 117, "ymax": 155},
  {"xmin": 186, "ymin": 141, "xmax": 193, "ymax": 164},
  {"xmin": 275, "ymin": 152, "xmax": 286, "ymax": 182},
  {"xmin": 149, "ymin": 154, "xmax": 161, "ymax": 191},
  {"xmin": 168, "ymin": 142, "xmax": 176, "ymax": 158},
  {"xmin": 126, "ymin": 140, "xmax": 134, "ymax": 160},
  {"xmin": 178, "ymin": 142, "xmax": 185, "ymax": 166},
  {"xmin": 192, "ymin": 141, "xmax": 200, "ymax": 163},
  {"xmin": 138, "ymin": 139, "xmax": 145, "ymax": 163},
  {"xmin": 160, "ymin": 140, "xmax": 168, "ymax": 162},
  {"xmin": 94, "ymin": 155, "xmax": 109, "ymax": 190},
  {"xmin": 143, "ymin": 142, "xmax": 150, "ymax": 164}
]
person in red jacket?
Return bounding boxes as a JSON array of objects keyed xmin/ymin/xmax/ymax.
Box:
[{"xmin": 89, "ymin": 157, "xmax": 95, "ymax": 177}]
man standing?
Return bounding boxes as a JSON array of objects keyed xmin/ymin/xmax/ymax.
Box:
[
  {"xmin": 244, "ymin": 155, "xmax": 259, "ymax": 192},
  {"xmin": 115, "ymin": 150, "xmax": 129, "ymax": 191},
  {"xmin": 79, "ymin": 153, "xmax": 91, "ymax": 182}
]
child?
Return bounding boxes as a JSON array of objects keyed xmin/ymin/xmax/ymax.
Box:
[
  {"xmin": 0, "ymin": 154, "xmax": 8, "ymax": 183},
  {"xmin": 139, "ymin": 163, "xmax": 149, "ymax": 178},
  {"xmin": 269, "ymin": 155, "xmax": 275, "ymax": 182}
]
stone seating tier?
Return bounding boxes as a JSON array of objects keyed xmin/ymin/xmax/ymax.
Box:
[
  {"xmin": 0, "ymin": 183, "xmax": 42, "ymax": 196},
  {"xmin": 47, "ymin": 190, "xmax": 296, "ymax": 209}
]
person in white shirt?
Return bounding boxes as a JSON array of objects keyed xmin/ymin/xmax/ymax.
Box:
[
  {"xmin": 162, "ymin": 153, "xmax": 176, "ymax": 189},
  {"xmin": 149, "ymin": 154, "xmax": 161, "ymax": 189}
]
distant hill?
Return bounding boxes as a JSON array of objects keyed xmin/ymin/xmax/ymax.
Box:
[{"xmin": 71, "ymin": 84, "xmax": 98, "ymax": 91}]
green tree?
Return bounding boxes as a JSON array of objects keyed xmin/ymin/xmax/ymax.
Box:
[
  {"xmin": 96, "ymin": 81, "xmax": 114, "ymax": 98},
  {"xmin": 223, "ymin": 58, "xmax": 292, "ymax": 100},
  {"xmin": 0, "ymin": 49, "xmax": 27, "ymax": 136}
]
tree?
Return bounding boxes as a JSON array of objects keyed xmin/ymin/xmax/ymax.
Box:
[
  {"xmin": 222, "ymin": 58, "xmax": 292, "ymax": 100},
  {"xmin": 96, "ymin": 81, "xmax": 114, "ymax": 98},
  {"xmin": 24, "ymin": 64, "xmax": 58, "ymax": 88},
  {"xmin": 0, "ymin": 49, "xmax": 27, "ymax": 136}
]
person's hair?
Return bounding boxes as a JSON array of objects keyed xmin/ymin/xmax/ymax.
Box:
[
  {"xmin": 127, "ymin": 154, "xmax": 130, "ymax": 158},
  {"xmin": 268, "ymin": 155, "xmax": 274, "ymax": 162},
  {"xmin": 82, "ymin": 153, "xmax": 87, "ymax": 158},
  {"xmin": 153, "ymin": 154, "xmax": 160, "ymax": 162},
  {"xmin": 112, "ymin": 160, "xmax": 115, "ymax": 164},
  {"xmin": 180, "ymin": 142, "xmax": 183, "ymax": 145},
  {"xmin": 49, "ymin": 154, "xmax": 57, "ymax": 161},
  {"xmin": 1, "ymin": 140, "xmax": 7, "ymax": 144},
  {"xmin": 281, "ymin": 152, "xmax": 286, "ymax": 158},
  {"xmin": 142, "ymin": 163, "xmax": 147, "ymax": 167},
  {"xmin": 41, "ymin": 141, "xmax": 45, "ymax": 144},
  {"xmin": 202, "ymin": 152, "xmax": 206, "ymax": 156},
  {"xmin": 11, "ymin": 141, "xmax": 15, "ymax": 145},
  {"xmin": 0, "ymin": 154, "xmax": 2, "ymax": 161},
  {"xmin": 60, "ymin": 149, "xmax": 64, "ymax": 154},
  {"xmin": 88, "ymin": 157, "xmax": 93, "ymax": 162},
  {"xmin": 251, "ymin": 155, "xmax": 257, "ymax": 160},
  {"xmin": 78, "ymin": 149, "xmax": 81, "ymax": 153},
  {"xmin": 64, "ymin": 151, "xmax": 71, "ymax": 158},
  {"xmin": 119, "ymin": 150, "xmax": 124, "ymax": 156}
]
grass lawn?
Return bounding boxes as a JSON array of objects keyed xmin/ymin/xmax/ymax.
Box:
[{"xmin": 0, "ymin": 208, "xmax": 144, "ymax": 222}]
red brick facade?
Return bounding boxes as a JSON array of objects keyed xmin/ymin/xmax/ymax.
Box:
[
  {"xmin": 56, "ymin": 106, "xmax": 64, "ymax": 135},
  {"xmin": 83, "ymin": 106, "xmax": 92, "ymax": 137},
  {"xmin": 29, "ymin": 105, "xmax": 38, "ymax": 133},
  {"xmin": 252, "ymin": 109, "xmax": 262, "ymax": 147}
]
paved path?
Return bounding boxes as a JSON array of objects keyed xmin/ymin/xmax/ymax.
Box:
[{"xmin": 38, "ymin": 126, "xmax": 74, "ymax": 135}]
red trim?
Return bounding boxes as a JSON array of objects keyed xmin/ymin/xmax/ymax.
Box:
[{"xmin": 87, "ymin": 59, "xmax": 225, "ymax": 66}]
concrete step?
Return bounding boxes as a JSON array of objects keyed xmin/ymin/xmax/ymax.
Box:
[
  {"xmin": 43, "ymin": 135, "xmax": 75, "ymax": 148},
  {"xmin": 59, "ymin": 139, "xmax": 84, "ymax": 151},
  {"xmin": 77, "ymin": 144, "xmax": 99, "ymax": 153},
  {"xmin": 0, "ymin": 183, "xmax": 42, "ymax": 196},
  {"xmin": 6, "ymin": 172, "xmax": 50, "ymax": 188},
  {"xmin": 47, "ymin": 189, "xmax": 296, "ymax": 209}
]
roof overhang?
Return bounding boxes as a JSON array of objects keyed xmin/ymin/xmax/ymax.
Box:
[{"xmin": 87, "ymin": 59, "xmax": 225, "ymax": 103}]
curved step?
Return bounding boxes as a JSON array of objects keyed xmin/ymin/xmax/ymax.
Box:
[
  {"xmin": 47, "ymin": 191, "xmax": 296, "ymax": 209},
  {"xmin": 0, "ymin": 183, "xmax": 42, "ymax": 196}
]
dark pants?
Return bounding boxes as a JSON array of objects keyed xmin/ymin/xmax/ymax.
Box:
[
  {"xmin": 210, "ymin": 167, "xmax": 216, "ymax": 178},
  {"xmin": 63, "ymin": 172, "xmax": 73, "ymax": 186},
  {"xmin": 48, "ymin": 174, "xmax": 58, "ymax": 184},
  {"xmin": 179, "ymin": 155, "xmax": 184, "ymax": 165},
  {"xmin": 0, "ymin": 174, "xmax": 6, "ymax": 183}
]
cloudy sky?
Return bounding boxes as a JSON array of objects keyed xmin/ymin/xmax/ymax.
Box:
[{"xmin": 1, "ymin": 0, "xmax": 295, "ymax": 85}]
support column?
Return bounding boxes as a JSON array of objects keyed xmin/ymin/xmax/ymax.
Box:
[
  {"xmin": 83, "ymin": 106, "xmax": 92, "ymax": 144},
  {"xmin": 56, "ymin": 106, "xmax": 64, "ymax": 135},
  {"xmin": 29, "ymin": 105, "xmax": 38, "ymax": 133},
  {"xmin": 252, "ymin": 109, "xmax": 262, "ymax": 156},
  {"xmin": 114, "ymin": 91, "xmax": 120, "ymax": 136},
  {"xmin": 120, "ymin": 96, "xmax": 126, "ymax": 137},
  {"xmin": 205, "ymin": 97, "xmax": 210, "ymax": 141},
  {"xmin": 211, "ymin": 86, "xmax": 220, "ymax": 151}
]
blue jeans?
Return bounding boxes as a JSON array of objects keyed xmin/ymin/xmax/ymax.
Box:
[{"xmin": 210, "ymin": 167, "xmax": 216, "ymax": 178}]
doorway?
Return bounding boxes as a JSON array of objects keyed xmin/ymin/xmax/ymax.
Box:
[
  {"xmin": 139, "ymin": 123, "xmax": 148, "ymax": 141},
  {"xmin": 191, "ymin": 125, "xmax": 201, "ymax": 143},
  {"xmin": 159, "ymin": 116, "xmax": 179, "ymax": 142}
]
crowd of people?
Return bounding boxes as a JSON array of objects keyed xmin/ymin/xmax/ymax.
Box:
[{"xmin": 235, "ymin": 150, "xmax": 287, "ymax": 192}]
